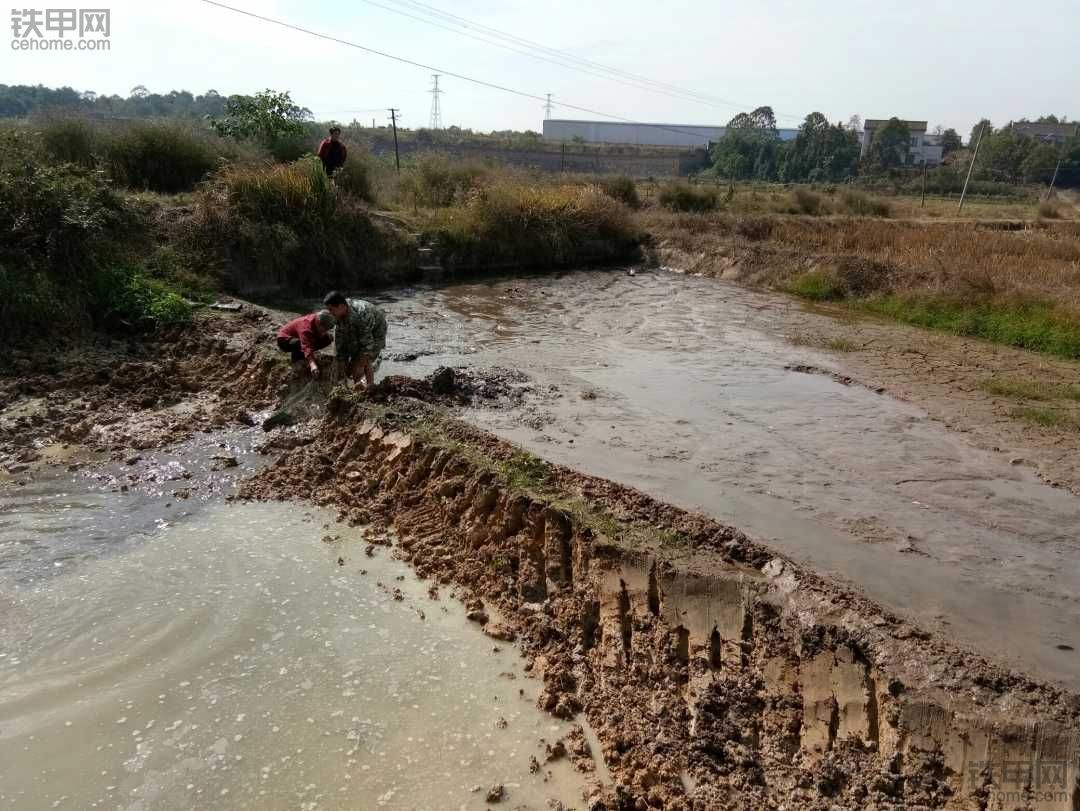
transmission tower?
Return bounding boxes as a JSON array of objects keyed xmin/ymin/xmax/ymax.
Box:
[
  {"xmin": 543, "ymin": 92, "xmax": 554, "ymax": 120},
  {"xmin": 428, "ymin": 74, "xmax": 444, "ymax": 129}
]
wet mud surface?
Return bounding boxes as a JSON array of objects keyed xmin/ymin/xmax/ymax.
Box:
[
  {"xmin": 241, "ymin": 398, "xmax": 1080, "ymax": 809},
  {"xmin": 366, "ymin": 270, "xmax": 1080, "ymax": 691}
]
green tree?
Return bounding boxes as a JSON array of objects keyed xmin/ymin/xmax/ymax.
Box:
[
  {"xmin": 939, "ymin": 127, "xmax": 962, "ymax": 155},
  {"xmin": 969, "ymin": 119, "xmax": 992, "ymax": 147},
  {"xmin": 780, "ymin": 112, "xmax": 860, "ymax": 182},
  {"xmin": 711, "ymin": 106, "xmax": 781, "ymax": 180},
  {"xmin": 865, "ymin": 117, "xmax": 910, "ymax": 171},
  {"xmin": 979, "ymin": 129, "xmax": 1034, "ymax": 183},
  {"xmin": 209, "ymin": 89, "xmax": 311, "ymax": 144}
]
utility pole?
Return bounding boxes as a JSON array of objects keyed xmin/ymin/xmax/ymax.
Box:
[
  {"xmin": 388, "ymin": 108, "xmax": 401, "ymax": 172},
  {"xmin": 560, "ymin": 141, "xmax": 565, "ymax": 172},
  {"xmin": 543, "ymin": 93, "xmax": 554, "ymax": 120},
  {"xmin": 428, "ymin": 74, "xmax": 443, "ymax": 130},
  {"xmin": 958, "ymin": 122, "xmax": 986, "ymax": 214},
  {"xmin": 1045, "ymin": 156, "xmax": 1063, "ymax": 201},
  {"xmin": 920, "ymin": 161, "xmax": 928, "ymax": 208}
]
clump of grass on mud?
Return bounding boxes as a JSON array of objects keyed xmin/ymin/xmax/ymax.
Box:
[
  {"xmin": 980, "ymin": 377, "xmax": 1080, "ymax": 401},
  {"xmin": 1009, "ymin": 405, "xmax": 1080, "ymax": 430},
  {"xmin": 432, "ymin": 182, "xmax": 640, "ymax": 271}
]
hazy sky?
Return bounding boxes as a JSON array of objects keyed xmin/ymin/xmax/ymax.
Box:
[{"xmin": 3, "ymin": 0, "xmax": 1076, "ymax": 136}]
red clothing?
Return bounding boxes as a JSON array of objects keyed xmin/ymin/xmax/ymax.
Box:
[
  {"xmin": 277, "ymin": 314, "xmax": 331, "ymax": 362},
  {"xmin": 316, "ymin": 138, "xmax": 347, "ymax": 172}
]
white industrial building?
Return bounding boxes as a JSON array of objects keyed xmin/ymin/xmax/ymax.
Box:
[{"xmin": 542, "ymin": 119, "xmax": 798, "ymax": 148}]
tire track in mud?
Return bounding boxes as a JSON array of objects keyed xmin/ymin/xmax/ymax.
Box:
[{"xmin": 240, "ymin": 393, "xmax": 1080, "ymax": 810}]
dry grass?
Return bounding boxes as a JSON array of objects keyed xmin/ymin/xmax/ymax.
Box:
[{"xmin": 643, "ymin": 209, "xmax": 1080, "ymax": 358}]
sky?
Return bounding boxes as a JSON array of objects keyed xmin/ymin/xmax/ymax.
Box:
[{"xmin": 2, "ymin": 0, "xmax": 1077, "ymax": 137}]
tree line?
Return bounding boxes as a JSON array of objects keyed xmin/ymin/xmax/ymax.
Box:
[{"xmin": 710, "ymin": 107, "xmax": 1079, "ymax": 188}]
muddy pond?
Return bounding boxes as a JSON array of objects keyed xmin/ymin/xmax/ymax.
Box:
[
  {"xmin": 0, "ymin": 431, "xmax": 589, "ymax": 809},
  {"xmin": 374, "ymin": 269, "xmax": 1080, "ymax": 690}
]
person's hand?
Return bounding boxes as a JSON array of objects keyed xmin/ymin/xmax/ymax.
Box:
[{"xmin": 309, "ymin": 360, "xmax": 320, "ymax": 378}]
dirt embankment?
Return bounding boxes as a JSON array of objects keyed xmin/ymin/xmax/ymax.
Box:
[
  {"xmin": 0, "ymin": 306, "xmax": 289, "ymax": 477},
  {"xmin": 241, "ymin": 391, "xmax": 1080, "ymax": 810}
]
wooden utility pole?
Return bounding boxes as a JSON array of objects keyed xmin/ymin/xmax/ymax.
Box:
[
  {"xmin": 388, "ymin": 108, "xmax": 401, "ymax": 172},
  {"xmin": 958, "ymin": 122, "xmax": 986, "ymax": 213},
  {"xmin": 920, "ymin": 161, "xmax": 928, "ymax": 207}
]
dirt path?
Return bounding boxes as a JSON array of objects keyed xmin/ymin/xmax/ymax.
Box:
[{"xmin": 372, "ymin": 270, "xmax": 1080, "ymax": 690}]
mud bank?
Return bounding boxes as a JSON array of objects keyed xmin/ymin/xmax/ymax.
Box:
[{"xmin": 242, "ymin": 394, "xmax": 1080, "ymax": 810}]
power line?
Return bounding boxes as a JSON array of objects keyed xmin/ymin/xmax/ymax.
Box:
[
  {"xmin": 197, "ymin": 0, "xmax": 774, "ymax": 144},
  {"xmin": 354, "ymin": 0, "xmax": 802, "ymax": 122}
]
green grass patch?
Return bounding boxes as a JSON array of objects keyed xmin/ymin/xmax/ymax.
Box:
[
  {"xmin": 980, "ymin": 377, "xmax": 1080, "ymax": 401},
  {"xmin": 859, "ymin": 295, "xmax": 1080, "ymax": 359},
  {"xmin": 1009, "ymin": 405, "xmax": 1080, "ymax": 430},
  {"xmin": 784, "ymin": 269, "xmax": 845, "ymax": 301}
]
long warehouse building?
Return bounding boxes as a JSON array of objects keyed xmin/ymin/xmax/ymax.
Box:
[{"xmin": 542, "ymin": 119, "xmax": 799, "ymax": 148}]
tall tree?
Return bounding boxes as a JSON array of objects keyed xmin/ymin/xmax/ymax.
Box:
[
  {"xmin": 865, "ymin": 117, "xmax": 910, "ymax": 171},
  {"xmin": 969, "ymin": 119, "xmax": 992, "ymax": 147},
  {"xmin": 939, "ymin": 128, "xmax": 962, "ymax": 155}
]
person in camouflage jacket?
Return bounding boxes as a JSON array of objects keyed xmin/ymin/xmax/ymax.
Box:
[{"xmin": 323, "ymin": 291, "xmax": 387, "ymax": 388}]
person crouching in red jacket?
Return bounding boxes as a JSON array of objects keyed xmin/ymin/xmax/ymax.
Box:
[{"xmin": 277, "ymin": 310, "xmax": 336, "ymax": 378}]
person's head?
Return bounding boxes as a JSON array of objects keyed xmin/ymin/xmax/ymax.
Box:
[
  {"xmin": 315, "ymin": 310, "xmax": 336, "ymax": 333},
  {"xmin": 328, "ymin": 126, "xmax": 341, "ymax": 142},
  {"xmin": 323, "ymin": 290, "xmax": 348, "ymax": 321}
]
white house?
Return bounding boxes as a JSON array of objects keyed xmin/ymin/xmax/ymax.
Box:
[{"xmin": 859, "ymin": 119, "xmax": 943, "ymax": 166}]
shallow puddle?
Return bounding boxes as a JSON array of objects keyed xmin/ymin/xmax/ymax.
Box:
[{"xmin": 0, "ymin": 475, "xmax": 588, "ymax": 809}]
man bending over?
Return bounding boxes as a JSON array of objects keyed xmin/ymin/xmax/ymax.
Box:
[
  {"xmin": 323, "ymin": 291, "xmax": 387, "ymax": 388},
  {"xmin": 276, "ymin": 309, "xmax": 336, "ymax": 378}
]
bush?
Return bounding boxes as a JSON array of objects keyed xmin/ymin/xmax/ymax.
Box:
[
  {"xmin": 435, "ymin": 183, "xmax": 640, "ymax": 270},
  {"xmin": 792, "ymin": 188, "xmax": 825, "ymax": 215},
  {"xmin": 40, "ymin": 117, "xmax": 100, "ymax": 168},
  {"xmin": 400, "ymin": 153, "xmax": 489, "ymax": 207},
  {"xmin": 840, "ymin": 190, "xmax": 892, "ymax": 217},
  {"xmin": 0, "ymin": 130, "xmax": 192, "ymax": 340},
  {"xmin": 193, "ymin": 156, "xmax": 409, "ymax": 291},
  {"xmin": 266, "ymin": 131, "xmax": 310, "ymax": 163},
  {"xmin": 598, "ymin": 175, "xmax": 641, "ymax": 209},
  {"xmin": 658, "ymin": 182, "xmax": 719, "ymax": 212},
  {"xmin": 106, "ymin": 123, "xmax": 218, "ymax": 193},
  {"xmin": 333, "ymin": 147, "xmax": 381, "ymax": 204},
  {"xmin": 1038, "ymin": 200, "xmax": 1062, "ymax": 219}
]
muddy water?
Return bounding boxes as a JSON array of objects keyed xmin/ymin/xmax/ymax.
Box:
[
  {"xmin": 0, "ymin": 455, "xmax": 588, "ymax": 809},
  {"xmin": 375, "ymin": 270, "xmax": 1080, "ymax": 689}
]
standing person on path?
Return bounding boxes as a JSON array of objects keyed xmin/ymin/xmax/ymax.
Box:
[
  {"xmin": 316, "ymin": 126, "xmax": 347, "ymax": 176},
  {"xmin": 323, "ymin": 291, "xmax": 387, "ymax": 388},
  {"xmin": 276, "ymin": 310, "xmax": 336, "ymax": 378}
]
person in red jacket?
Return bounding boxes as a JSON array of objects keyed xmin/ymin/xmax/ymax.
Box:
[
  {"xmin": 316, "ymin": 126, "xmax": 347, "ymax": 176},
  {"xmin": 276, "ymin": 310, "xmax": 336, "ymax": 378}
]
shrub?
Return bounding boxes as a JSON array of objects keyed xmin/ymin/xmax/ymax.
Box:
[
  {"xmin": 0, "ymin": 130, "xmax": 192, "ymax": 340},
  {"xmin": 192, "ymin": 156, "xmax": 409, "ymax": 291},
  {"xmin": 1038, "ymin": 200, "xmax": 1062, "ymax": 219},
  {"xmin": 840, "ymin": 190, "xmax": 893, "ymax": 217},
  {"xmin": 333, "ymin": 147, "xmax": 381, "ymax": 204},
  {"xmin": 40, "ymin": 117, "xmax": 101, "ymax": 168},
  {"xmin": 106, "ymin": 123, "xmax": 218, "ymax": 193},
  {"xmin": 265, "ymin": 131, "xmax": 311, "ymax": 163},
  {"xmin": 658, "ymin": 182, "xmax": 719, "ymax": 212},
  {"xmin": 598, "ymin": 175, "xmax": 641, "ymax": 209},
  {"xmin": 400, "ymin": 153, "xmax": 489, "ymax": 207},
  {"xmin": 785, "ymin": 269, "xmax": 844, "ymax": 301},
  {"xmin": 792, "ymin": 188, "xmax": 825, "ymax": 215},
  {"xmin": 434, "ymin": 183, "xmax": 640, "ymax": 270}
]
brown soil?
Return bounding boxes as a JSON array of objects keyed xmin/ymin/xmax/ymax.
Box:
[
  {"xmin": 240, "ymin": 393, "xmax": 1080, "ymax": 810},
  {"xmin": 0, "ymin": 305, "xmax": 288, "ymax": 478}
]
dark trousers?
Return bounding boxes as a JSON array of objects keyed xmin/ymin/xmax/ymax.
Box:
[{"xmin": 277, "ymin": 336, "xmax": 305, "ymax": 363}]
